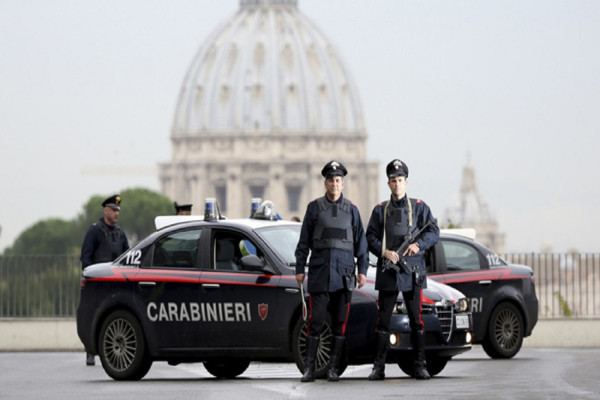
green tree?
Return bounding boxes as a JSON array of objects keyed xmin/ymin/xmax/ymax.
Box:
[
  {"xmin": 5, "ymin": 219, "xmax": 80, "ymax": 255},
  {"xmin": 4, "ymin": 188, "xmax": 175, "ymax": 255},
  {"xmin": 118, "ymin": 188, "xmax": 173, "ymax": 243}
]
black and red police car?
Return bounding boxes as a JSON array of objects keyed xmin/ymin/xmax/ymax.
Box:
[
  {"xmin": 426, "ymin": 229, "xmax": 538, "ymax": 359},
  {"xmin": 77, "ymin": 200, "xmax": 472, "ymax": 380}
]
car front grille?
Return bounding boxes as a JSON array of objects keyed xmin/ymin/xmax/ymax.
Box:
[
  {"xmin": 419, "ymin": 302, "xmax": 455, "ymax": 343},
  {"xmin": 435, "ymin": 303, "xmax": 454, "ymax": 343}
]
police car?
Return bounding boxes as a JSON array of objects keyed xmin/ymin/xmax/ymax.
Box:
[
  {"xmin": 426, "ymin": 229, "xmax": 538, "ymax": 359},
  {"xmin": 76, "ymin": 200, "xmax": 472, "ymax": 381}
]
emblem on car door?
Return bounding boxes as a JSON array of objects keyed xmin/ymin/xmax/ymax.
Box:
[{"xmin": 258, "ymin": 303, "xmax": 268, "ymax": 320}]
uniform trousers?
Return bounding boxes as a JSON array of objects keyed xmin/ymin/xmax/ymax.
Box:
[
  {"xmin": 376, "ymin": 288, "xmax": 424, "ymax": 333},
  {"xmin": 307, "ymin": 290, "xmax": 351, "ymax": 337}
]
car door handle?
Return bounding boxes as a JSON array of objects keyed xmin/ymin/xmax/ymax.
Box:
[
  {"xmin": 285, "ymin": 288, "xmax": 300, "ymax": 294},
  {"xmin": 202, "ymin": 283, "xmax": 220, "ymax": 289},
  {"xmin": 138, "ymin": 281, "xmax": 156, "ymax": 288},
  {"xmin": 478, "ymin": 280, "xmax": 492, "ymax": 285}
]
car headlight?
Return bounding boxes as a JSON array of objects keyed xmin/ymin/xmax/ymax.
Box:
[{"xmin": 454, "ymin": 298, "xmax": 469, "ymax": 313}]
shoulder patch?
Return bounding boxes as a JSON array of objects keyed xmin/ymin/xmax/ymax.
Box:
[{"xmin": 416, "ymin": 199, "xmax": 423, "ymax": 204}]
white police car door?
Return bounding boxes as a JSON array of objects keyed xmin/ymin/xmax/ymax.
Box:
[{"xmin": 198, "ymin": 230, "xmax": 286, "ymax": 350}]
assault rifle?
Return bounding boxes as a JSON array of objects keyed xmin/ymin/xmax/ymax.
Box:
[{"xmin": 381, "ymin": 221, "xmax": 432, "ymax": 287}]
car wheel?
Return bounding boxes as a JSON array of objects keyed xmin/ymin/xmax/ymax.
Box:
[
  {"xmin": 291, "ymin": 316, "xmax": 347, "ymax": 379},
  {"xmin": 203, "ymin": 360, "xmax": 250, "ymax": 379},
  {"xmin": 98, "ymin": 310, "xmax": 152, "ymax": 380},
  {"xmin": 482, "ymin": 302, "xmax": 524, "ymax": 359},
  {"xmin": 398, "ymin": 355, "xmax": 448, "ymax": 377}
]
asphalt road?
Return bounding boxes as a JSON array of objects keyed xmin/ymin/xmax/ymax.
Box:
[{"xmin": 2, "ymin": 346, "xmax": 598, "ymax": 399}]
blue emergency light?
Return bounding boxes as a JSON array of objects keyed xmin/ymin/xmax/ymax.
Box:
[{"xmin": 204, "ymin": 198, "xmax": 218, "ymax": 221}]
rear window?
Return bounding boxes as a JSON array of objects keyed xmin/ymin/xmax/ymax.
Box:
[
  {"xmin": 442, "ymin": 240, "xmax": 481, "ymax": 271},
  {"xmin": 152, "ymin": 229, "xmax": 202, "ymax": 269}
]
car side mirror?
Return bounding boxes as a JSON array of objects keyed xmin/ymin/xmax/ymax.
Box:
[{"xmin": 241, "ymin": 254, "xmax": 275, "ymax": 274}]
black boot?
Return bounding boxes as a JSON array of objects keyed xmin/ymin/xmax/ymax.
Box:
[
  {"xmin": 413, "ymin": 330, "xmax": 430, "ymax": 380},
  {"xmin": 86, "ymin": 352, "xmax": 95, "ymax": 366},
  {"xmin": 368, "ymin": 331, "xmax": 390, "ymax": 381},
  {"xmin": 301, "ymin": 336, "xmax": 319, "ymax": 382},
  {"xmin": 327, "ymin": 336, "xmax": 345, "ymax": 381}
]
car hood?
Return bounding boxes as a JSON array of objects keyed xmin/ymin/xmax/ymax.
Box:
[
  {"xmin": 424, "ymin": 278, "xmax": 467, "ymax": 302},
  {"xmin": 365, "ymin": 266, "xmax": 467, "ymax": 302},
  {"xmin": 82, "ymin": 262, "xmax": 117, "ymax": 278}
]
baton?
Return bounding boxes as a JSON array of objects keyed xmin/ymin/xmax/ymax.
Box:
[{"xmin": 300, "ymin": 283, "xmax": 307, "ymax": 321}]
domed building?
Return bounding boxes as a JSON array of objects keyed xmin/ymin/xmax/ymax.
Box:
[{"xmin": 159, "ymin": 0, "xmax": 379, "ymax": 219}]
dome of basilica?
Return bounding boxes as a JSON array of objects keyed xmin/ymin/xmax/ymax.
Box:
[
  {"xmin": 171, "ymin": 0, "xmax": 365, "ymax": 136},
  {"xmin": 161, "ymin": 0, "xmax": 378, "ymax": 220}
]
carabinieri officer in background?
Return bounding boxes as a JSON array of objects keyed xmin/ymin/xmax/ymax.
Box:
[
  {"xmin": 81, "ymin": 194, "xmax": 129, "ymax": 269},
  {"xmin": 366, "ymin": 159, "xmax": 439, "ymax": 380},
  {"xmin": 295, "ymin": 160, "xmax": 369, "ymax": 382},
  {"xmin": 80, "ymin": 194, "xmax": 129, "ymax": 366}
]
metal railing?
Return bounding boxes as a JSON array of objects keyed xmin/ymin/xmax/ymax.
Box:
[
  {"xmin": 1, "ymin": 253, "xmax": 599, "ymax": 318},
  {"xmin": 0, "ymin": 255, "xmax": 81, "ymax": 317},
  {"xmin": 504, "ymin": 253, "xmax": 599, "ymax": 318}
]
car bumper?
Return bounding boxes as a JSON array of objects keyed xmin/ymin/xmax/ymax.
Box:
[
  {"xmin": 76, "ymin": 302, "xmax": 95, "ymax": 352},
  {"xmin": 386, "ymin": 312, "xmax": 473, "ymax": 359}
]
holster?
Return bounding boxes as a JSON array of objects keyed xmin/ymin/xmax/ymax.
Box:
[
  {"xmin": 412, "ymin": 266, "xmax": 425, "ymax": 287},
  {"xmin": 343, "ymin": 273, "xmax": 356, "ymax": 291},
  {"xmin": 343, "ymin": 273, "xmax": 356, "ymax": 303}
]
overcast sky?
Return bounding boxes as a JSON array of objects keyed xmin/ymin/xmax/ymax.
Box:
[{"xmin": 1, "ymin": 0, "xmax": 599, "ymax": 253}]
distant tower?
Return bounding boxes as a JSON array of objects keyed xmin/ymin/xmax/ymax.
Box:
[
  {"xmin": 159, "ymin": 0, "xmax": 379, "ymax": 219},
  {"xmin": 443, "ymin": 155, "xmax": 505, "ymax": 253}
]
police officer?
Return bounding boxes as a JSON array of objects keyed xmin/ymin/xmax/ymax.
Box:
[
  {"xmin": 174, "ymin": 202, "xmax": 193, "ymax": 215},
  {"xmin": 80, "ymin": 194, "xmax": 129, "ymax": 365},
  {"xmin": 295, "ymin": 161, "xmax": 369, "ymax": 382},
  {"xmin": 366, "ymin": 160, "xmax": 439, "ymax": 380}
]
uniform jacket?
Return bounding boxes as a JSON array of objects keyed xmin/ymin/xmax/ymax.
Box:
[
  {"xmin": 366, "ymin": 195, "xmax": 439, "ymax": 292},
  {"xmin": 295, "ymin": 194, "xmax": 369, "ymax": 293},
  {"xmin": 80, "ymin": 218, "xmax": 129, "ymax": 269}
]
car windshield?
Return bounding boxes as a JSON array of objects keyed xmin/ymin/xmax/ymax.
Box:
[{"xmin": 255, "ymin": 225, "xmax": 300, "ymax": 265}]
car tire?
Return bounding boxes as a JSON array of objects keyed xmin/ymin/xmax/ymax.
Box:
[
  {"xmin": 203, "ymin": 360, "xmax": 250, "ymax": 379},
  {"xmin": 98, "ymin": 310, "xmax": 152, "ymax": 380},
  {"xmin": 397, "ymin": 355, "xmax": 449, "ymax": 377},
  {"xmin": 291, "ymin": 316, "xmax": 347, "ymax": 379},
  {"xmin": 482, "ymin": 302, "xmax": 524, "ymax": 359}
]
